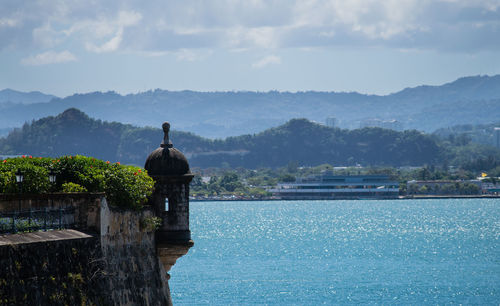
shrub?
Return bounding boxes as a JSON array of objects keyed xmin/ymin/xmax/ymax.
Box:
[
  {"xmin": 0, "ymin": 157, "xmax": 51, "ymax": 194},
  {"xmin": 0, "ymin": 155, "xmax": 153, "ymax": 209},
  {"xmin": 140, "ymin": 216, "xmax": 162, "ymax": 232},
  {"xmin": 61, "ymin": 182, "xmax": 88, "ymax": 193}
]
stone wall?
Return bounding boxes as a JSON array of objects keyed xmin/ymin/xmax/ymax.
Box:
[
  {"xmin": 99, "ymin": 199, "xmax": 172, "ymax": 305},
  {"xmin": 0, "ymin": 232, "xmax": 108, "ymax": 305},
  {"xmin": 0, "ymin": 196, "xmax": 175, "ymax": 305}
]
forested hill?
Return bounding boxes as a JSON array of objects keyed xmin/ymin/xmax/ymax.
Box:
[
  {"xmin": 1, "ymin": 75, "xmax": 500, "ymax": 138},
  {"xmin": 1, "ymin": 109, "xmax": 499, "ymax": 169},
  {"xmin": 0, "ymin": 108, "xmax": 209, "ymax": 163},
  {"xmin": 433, "ymin": 121, "xmax": 500, "ymax": 147}
]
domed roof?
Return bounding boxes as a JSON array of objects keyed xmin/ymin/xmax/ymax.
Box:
[{"xmin": 144, "ymin": 122, "xmax": 190, "ymax": 176}]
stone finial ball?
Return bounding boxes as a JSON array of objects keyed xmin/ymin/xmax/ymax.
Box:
[{"xmin": 162, "ymin": 122, "xmax": 170, "ymax": 133}]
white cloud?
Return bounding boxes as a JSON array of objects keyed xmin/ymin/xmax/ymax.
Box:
[
  {"xmin": 33, "ymin": 23, "xmax": 62, "ymax": 48},
  {"xmin": 117, "ymin": 10, "xmax": 142, "ymax": 27},
  {"xmin": 0, "ymin": 18, "xmax": 19, "ymax": 27},
  {"xmin": 252, "ymin": 55, "xmax": 281, "ymax": 68},
  {"xmin": 226, "ymin": 26, "xmax": 280, "ymax": 49},
  {"xmin": 319, "ymin": 31, "xmax": 335, "ymax": 38},
  {"xmin": 175, "ymin": 48, "xmax": 213, "ymax": 62},
  {"xmin": 1, "ymin": 0, "xmax": 500, "ymax": 54},
  {"xmin": 21, "ymin": 50, "xmax": 77, "ymax": 66},
  {"xmin": 86, "ymin": 29, "xmax": 124, "ymax": 53},
  {"xmin": 291, "ymin": 0, "xmax": 422, "ymax": 40},
  {"xmin": 76, "ymin": 10, "xmax": 142, "ymax": 53}
]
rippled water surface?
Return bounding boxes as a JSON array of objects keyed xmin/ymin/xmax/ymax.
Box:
[{"xmin": 169, "ymin": 199, "xmax": 500, "ymax": 305}]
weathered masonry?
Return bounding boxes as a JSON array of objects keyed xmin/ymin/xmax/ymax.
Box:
[
  {"xmin": 0, "ymin": 122, "xmax": 193, "ymax": 305},
  {"xmin": 145, "ymin": 122, "xmax": 194, "ymax": 272}
]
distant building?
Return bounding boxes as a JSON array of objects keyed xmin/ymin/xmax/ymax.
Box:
[
  {"xmin": 270, "ymin": 174, "xmax": 399, "ymax": 199},
  {"xmin": 325, "ymin": 117, "xmax": 337, "ymax": 128},
  {"xmin": 360, "ymin": 119, "xmax": 403, "ymax": 131},
  {"xmin": 478, "ymin": 178, "xmax": 500, "ymax": 194}
]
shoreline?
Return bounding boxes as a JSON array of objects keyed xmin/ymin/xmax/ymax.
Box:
[
  {"xmin": 190, "ymin": 194, "xmax": 500, "ymax": 202},
  {"xmin": 400, "ymin": 194, "xmax": 500, "ymax": 200}
]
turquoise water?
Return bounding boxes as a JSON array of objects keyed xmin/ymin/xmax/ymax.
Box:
[{"xmin": 169, "ymin": 199, "xmax": 500, "ymax": 305}]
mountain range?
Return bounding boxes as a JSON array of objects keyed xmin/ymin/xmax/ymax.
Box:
[
  {"xmin": 0, "ymin": 89, "xmax": 56, "ymax": 104},
  {"xmin": 2, "ymin": 108, "xmax": 499, "ymax": 169},
  {"xmin": 1, "ymin": 75, "xmax": 499, "ymax": 138}
]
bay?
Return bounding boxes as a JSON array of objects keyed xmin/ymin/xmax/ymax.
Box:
[{"xmin": 169, "ymin": 199, "xmax": 500, "ymax": 305}]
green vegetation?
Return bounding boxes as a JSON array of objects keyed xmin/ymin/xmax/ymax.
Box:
[
  {"xmin": 191, "ymin": 161, "xmax": 498, "ymax": 198},
  {"xmin": 433, "ymin": 121, "xmax": 500, "ymax": 147},
  {"xmin": 139, "ymin": 216, "xmax": 162, "ymax": 232},
  {"xmin": 407, "ymin": 182, "xmax": 480, "ymax": 195},
  {"xmin": 192, "ymin": 119, "xmax": 442, "ymax": 168},
  {"xmin": 0, "ymin": 155, "xmax": 153, "ymax": 209},
  {"xmin": 61, "ymin": 182, "xmax": 88, "ymax": 193},
  {"xmin": 0, "ymin": 109, "xmax": 130, "ymax": 161},
  {"xmin": 1, "ymin": 109, "xmax": 499, "ymax": 196},
  {"xmin": 4, "ymin": 108, "xmax": 498, "ymax": 169},
  {"xmin": 190, "ymin": 170, "xmax": 272, "ymax": 198}
]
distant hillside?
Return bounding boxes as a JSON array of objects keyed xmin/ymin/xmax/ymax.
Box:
[
  {"xmin": 390, "ymin": 75, "xmax": 500, "ymax": 103},
  {"xmin": 0, "ymin": 75, "xmax": 499, "ymax": 138},
  {"xmin": 3, "ymin": 108, "xmax": 499, "ymax": 169},
  {"xmin": 434, "ymin": 121, "xmax": 500, "ymax": 147},
  {"xmin": 0, "ymin": 108, "xmax": 211, "ymax": 164},
  {"xmin": 0, "ymin": 89, "xmax": 57, "ymax": 104}
]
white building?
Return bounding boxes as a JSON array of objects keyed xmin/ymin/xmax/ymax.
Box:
[{"xmin": 270, "ymin": 174, "xmax": 399, "ymax": 200}]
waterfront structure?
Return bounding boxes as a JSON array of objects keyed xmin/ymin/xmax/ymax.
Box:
[
  {"xmin": 270, "ymin": 174, "xmax": 399, "ymax": 199},
  {"xmin": 481, "ymin": 180, "xmax": 500, "ymax": 194},
  {"xmin": 145, "ymin": 122, "xmax": 194, "ymax": 272}
]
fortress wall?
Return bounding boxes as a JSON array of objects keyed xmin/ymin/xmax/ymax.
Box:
[
  {"xmin": 0, "ymin": 232, "xmax": 108, "ymax": 305},
  {"xmin": 99, "ymin": 198, "xmax": 172, "ymax": 305},
  {"xmin": 0, "ymin": 196, "xmax": 174, "ymax": 305}
]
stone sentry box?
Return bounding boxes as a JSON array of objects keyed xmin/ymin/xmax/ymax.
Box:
[{"xmin": 145, "ymin": 122, "xmax": 194, "ymax": 245}]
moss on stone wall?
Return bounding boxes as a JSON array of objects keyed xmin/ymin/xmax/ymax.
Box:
[
  {"xmin": 0, "ymin": 236, "xmax": 110, "ymax": 305},
  {"xmin": 0, "ymin": 202, "xmax": 173, "ymax": 305}
]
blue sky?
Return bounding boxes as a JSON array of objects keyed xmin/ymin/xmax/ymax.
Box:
[{"xmin": 1, "ymin": 0, "xmax": 499, "ymax": 97}]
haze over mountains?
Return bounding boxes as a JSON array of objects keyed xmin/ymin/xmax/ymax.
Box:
[
  {"xmin": 1, "ymin": 108, "xmax": 499, "ymax": 169},
  {"xmin": 0, "ymin": 89, "xmax": 56, "ymax": 105},
  {"xmin": 1, "ymin": 75, "xmax": 499, "ymax": 138}
]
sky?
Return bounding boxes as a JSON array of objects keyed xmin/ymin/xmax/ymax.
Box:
[{"xmin": 1, "ymin": 0, "xmax": 500, "ymax": 97}]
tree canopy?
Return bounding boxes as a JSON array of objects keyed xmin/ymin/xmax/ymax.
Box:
[{"xmin": 1, "ymin": 109, "xmax": 499, "ymax": 171}]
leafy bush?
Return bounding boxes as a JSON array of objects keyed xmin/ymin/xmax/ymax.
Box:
[
  {"xmin": 140, "ymin": 216, "xmax": 162, "ymax": 232},
  {"xmin": 61, "ymin": 182, "xmax": 88, "ymax": 193},
  {"xmin": 0, "ymin": 155, "xmax": 154, "ymax": 209},
  {"xmin": 0, "ymin": 156, "xmax": 51, "ymax": 194}
]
